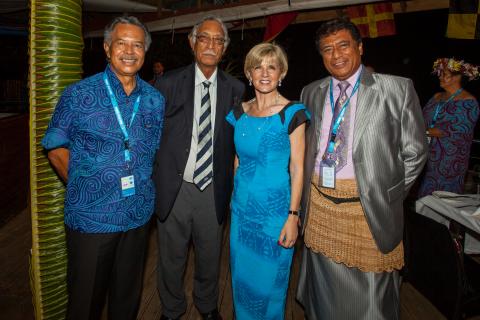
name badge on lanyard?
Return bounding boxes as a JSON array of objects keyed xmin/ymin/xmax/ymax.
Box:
[
  {"xmin": 121, "ymin": 175, "xmax": 135, "ymax": 197},
  {"xmin": 322, "ymin": 165, "xmax": 336, "ymax": 189},
  {"xmin": 103, "ymin": 72, "xmax": 141, "ymax": 197},
  {"xmin": 320, "ymin": 68, "xmax": 362, "ymax": 189}
]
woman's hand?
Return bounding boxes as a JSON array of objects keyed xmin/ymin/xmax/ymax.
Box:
[
  {"xmin": 427, "ymin": 127, "xmax": 445, "ymax": 138},
  {"xmin": 278, "ymin": 214, "xmax": 299, "ymax": 248}
]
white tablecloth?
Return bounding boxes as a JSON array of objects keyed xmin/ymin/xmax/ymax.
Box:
[{"xmin": 415, "ymin": 193, "xmax": 480, "ymax": 254}]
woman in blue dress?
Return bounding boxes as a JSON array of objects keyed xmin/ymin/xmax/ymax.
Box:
[
  {"xmin": 418, "ymin": 58, "xmax": 479, "ymax": 197},
  {"xmin": 226, "ymin": 43, "xmax": 309, "ymax": 319}
]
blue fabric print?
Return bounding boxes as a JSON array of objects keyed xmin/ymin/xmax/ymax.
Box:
[
  {"xmin": 227, "ymin": 103, "xmax": 310, "ymax": 319},
  {"xmin": 42, "ymin": 65, "xmax": 165, "ymax": 233}
]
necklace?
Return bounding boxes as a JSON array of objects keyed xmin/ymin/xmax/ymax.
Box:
[
  {"xmin": 241, "ymin": 113, "xmax": 272, "ymax": 137},
  {"xmin": 430, "ymin": 88, "xmax": 463, "ymax": 128},
  {"xmin": 248, "ymin": 92, "xmax": 280, "ymax": 116},
  {"xmin": 240, "ymin": 114, "xmax": 272, "ymax": 137}
]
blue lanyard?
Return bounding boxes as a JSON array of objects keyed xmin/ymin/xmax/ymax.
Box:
[
  {"xmin": 103, "ymin": 72, "xmax": 141, "ymax": 163},
  {"xmin": 429, "ymin": 88, "xmax": 463, "ymax": 128},
  {"xmin": 327, "ymin": 68, "xmax": 362, "ymax": 153}
]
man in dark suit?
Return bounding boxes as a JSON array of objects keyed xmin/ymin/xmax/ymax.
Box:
[
  {"xmin": 153, "ymin": 16, "xmax": 245, "ymax": 320},
  {"xmin": 296, "ymin": 18, "xmax": 427, "ymax": 319}
]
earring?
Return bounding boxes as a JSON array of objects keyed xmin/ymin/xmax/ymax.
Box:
[
  {"xmin": 248, "ymin": 79, "xmax": 252, "ymax": 86},
  {"xmin": 278, "ymin": 79, "xmax": 282, "ymax": 87}
]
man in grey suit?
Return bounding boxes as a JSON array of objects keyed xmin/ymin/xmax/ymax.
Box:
[
  {"xmin": 153, "ymin": 16, "xmax": 244, "ymax": 320},
  {"xmin": 296, "ymin": 18, "xmax": 427, "ymax": 319}
]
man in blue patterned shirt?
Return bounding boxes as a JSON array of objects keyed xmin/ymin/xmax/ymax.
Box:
[{"xmin": 42, "ymin": 16, "xmax": 164, "ymax": 320}]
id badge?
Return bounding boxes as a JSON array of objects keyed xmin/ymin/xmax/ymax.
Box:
[
  {"xmin": 121, "ymin": 175, "xmax": 135, "ymax": 197},
  {"xmin": 322, "ymin": 165, "xmax": 336, "ymax": 189}
]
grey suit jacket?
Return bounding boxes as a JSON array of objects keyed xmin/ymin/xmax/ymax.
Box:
[{"xmin": 301, "ymin": 69, "xmax": 428, "ymax": 254}]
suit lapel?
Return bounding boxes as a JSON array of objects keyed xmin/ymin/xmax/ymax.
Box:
[
  {"xmin": 312, "ymin": 79, "xmax": 329, "ymax": 155},
  {"xmin": 182, "ymin": 64, "xmax": 196, "ymax": 135},
  {"xmin": 353, "ymin": 70, "xmax": 377, "ymax": 153},
  {"xmin": 214, "ymin": 70, "xmax": 228, "ymax": 143}
]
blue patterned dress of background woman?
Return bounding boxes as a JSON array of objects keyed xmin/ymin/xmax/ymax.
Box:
[
  {"xmin": 226, "ymin": 102, "xmax": 309, "ymax": 319},
  {"xmin": 418, "ymin": 58, "xmax": 479, "ymax": 197}
]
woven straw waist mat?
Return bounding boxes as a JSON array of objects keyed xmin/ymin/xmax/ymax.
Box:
[
  {"xmin": 305, "ymin": 178, "xmax": 404, "ymax": 272},
  {"xmin": 312, "ymin": 179, "xmax": 360, "ymax": 204},
  {"xmin": 312, "ymin": 175, "xmax": 361, "ymax": 204}
]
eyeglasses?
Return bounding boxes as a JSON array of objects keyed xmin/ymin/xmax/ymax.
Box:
[{"xmin": 196, "ymin": 34, "xmax": 226, "ymax": 46}]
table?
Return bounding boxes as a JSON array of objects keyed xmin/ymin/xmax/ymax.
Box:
[
  {"xmin": 416, "ymin": 193, "xmax": 480, "ymax": 254},
  {"xmin": 405, "ymin": 193, "xmax": 480, "ymax": 319}
]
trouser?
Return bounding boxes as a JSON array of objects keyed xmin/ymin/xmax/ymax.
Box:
[
  {"xmin": 157, "ymin": 181, "xmax": 224, "ymax": 318},
  {"xmin": 65, "ymin": 223, "xmax": 149, "ymax": 320},
  {"xmin": 297, "ymin": 247, "xmax": 401, "ymax": 320}
]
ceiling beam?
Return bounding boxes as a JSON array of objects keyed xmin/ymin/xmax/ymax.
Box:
[
  {"xmin": 236, "ymin": 0, "xmax": 449, "ymax": 30},
  {"xmin": 85, "ymin": 0, "xmax": 384, "ymax": 37},
  {"xmin": 83, "ymin": 0, "xmax": 157, "ymax": 12},
  {"xmin": 145, "ymin": 0, "xmax": 383, "ymax": 31},
  {"xmin": 84, "ymin": 0, "xmax": 450, "ymax": 37}
]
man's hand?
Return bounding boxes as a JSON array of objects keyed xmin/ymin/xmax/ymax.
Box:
[
  {"xmin": 47, "ymin": 148, "xmax": 70, "ymax": 183},
  {"xmin": 427, "ymin": 127, "xmax": 445, "ymax": 138}
]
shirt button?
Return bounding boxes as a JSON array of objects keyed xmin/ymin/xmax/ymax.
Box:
[
  {"xmin": 178, "ymin": 172, "xmax": 183, "ymax": 176},
  {"xmin": 185, "ymin": 148, "xmax": 189, "ymax": 153}
]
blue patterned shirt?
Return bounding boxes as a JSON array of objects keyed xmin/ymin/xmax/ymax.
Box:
[{"xmin": 42, "ymin": 65, "xmax": 165, "ymax": 233}]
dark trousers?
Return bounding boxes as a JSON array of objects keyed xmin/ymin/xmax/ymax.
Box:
[
  {"xmin": 65, "ymin": 223, "xmax": 149, "ymax": 320},
  {"xmin": 157, "ymin": 182, "xmax": 224, "ymax": 318}
]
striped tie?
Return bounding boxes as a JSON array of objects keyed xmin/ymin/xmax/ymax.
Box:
[
  {"xmin": 332, "ymin": 80, "xmax": 350, "ymax": 171},
  {"xmin": 193, "ymin": 81, "xmax": 213, "ymax": 191}
]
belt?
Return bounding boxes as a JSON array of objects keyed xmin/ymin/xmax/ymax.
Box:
[{"xmin": 318, "ymin": 190, "xmax": 361, "ymax": 204}]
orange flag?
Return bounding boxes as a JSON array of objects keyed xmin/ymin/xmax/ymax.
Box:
[
  {"xmin": 263, "ymin": 12, "xmax": 298, "ymax": 42},
  {"xmin": 346, "ymin": 3, "xmax": 396, "ymax": 38}
]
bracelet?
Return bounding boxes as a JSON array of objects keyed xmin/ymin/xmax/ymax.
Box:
[{"xmin": 288, "ymin": 210, "xmax": 299, "ymax": 216}]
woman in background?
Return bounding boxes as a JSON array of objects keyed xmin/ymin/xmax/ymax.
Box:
[
  {"xmin": 418, "ymin": 57, "xmax": 479, "ymax": 197},
  {"xmin": 226, "ymin": 43, "xmax": 309, "ymax": 319}
]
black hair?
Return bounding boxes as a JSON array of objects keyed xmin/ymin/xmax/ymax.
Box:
[
  {"xmin": 104, "ymin": 15, "xmax": 151, "ymax": 51},
  {"xmin": 315, "ymin": 18, "xmax": 362, "ymax": 53}
]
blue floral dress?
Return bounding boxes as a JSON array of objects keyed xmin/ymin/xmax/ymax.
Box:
[
  {"xmin": 418, "ymin": 97, "xmax": 479, "ymax": 197},
  {"xmin": 226, "ymin": 102, "xmax": 309, "ymax": 320}
]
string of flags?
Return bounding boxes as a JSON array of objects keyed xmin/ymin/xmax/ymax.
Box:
[
  {"xmin": 446, "ymin": 0, "xmax": 480, "ymax": 39},
  {"xmin": 262, "ymin": 0, "xmax": 479, "ymax": 41}
]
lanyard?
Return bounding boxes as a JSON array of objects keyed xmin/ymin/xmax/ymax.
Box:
[
  {"xmin": 103, "ymin": 72, "xmax": 141, "ymax": 163},
  {"xmin": 327, "ymin": 68, "xmax": 362, "ymax": 153},
  {"xmin": 430, "ymin": 88, "xmax": 463, "ymax": 128}
]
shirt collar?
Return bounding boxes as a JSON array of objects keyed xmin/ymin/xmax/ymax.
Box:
[
  {"xmin": 332, "ymin": 64, "xmax": 363, "ymax": 89},
  {"xmin": 105, "ymin": 64, "xmax": 142, "ymax": 97},
  {"xmin": 195, "ymin": 64, "xmax": 217, "ymax": 87}
]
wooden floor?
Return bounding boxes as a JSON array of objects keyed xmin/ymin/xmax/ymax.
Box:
[{"xmin": 0, "ymin": 207, "xmax": 453, "ymax": 320}]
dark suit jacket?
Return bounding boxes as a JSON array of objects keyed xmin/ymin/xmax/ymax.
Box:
[
  {"xmin": 153, "ymin": 63, "xmax": 245, "ymax": 224},
  {"xmin": 301, "ymin": 69, "xmax": 428, "ymax": 253}
]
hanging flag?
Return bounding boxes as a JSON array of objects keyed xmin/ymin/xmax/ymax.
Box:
[
  {"xmin": 346, "ymin": 3, "xmax": 396, "ymax": 38},
  {"xmin": 263, "ymin": 12, "xmax": 298, "ymax": 42},
  {"xmin": 446, "ymin": 0, "xmax": 480, "ymax": 39}
]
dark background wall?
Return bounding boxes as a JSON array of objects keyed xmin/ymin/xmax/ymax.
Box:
[
  {"xmin": 82, "ymin": 8, "xmax": 479, "ymax": 104},
  {"xmin": 3, "ymin": 8, "xmax": 479, "ymax": 107},
  {"xmin": 1, "ymin": 7, "xmax": 479, "ymax": 165}
]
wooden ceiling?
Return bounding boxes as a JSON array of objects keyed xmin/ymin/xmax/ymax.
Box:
[
  {"xmin": 84, "ymin": 0, "xmax": 450, "ymax": 36},
  {"xmin": 0, "ymin": 0, "xmax": 449, "ymax": 36}
]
